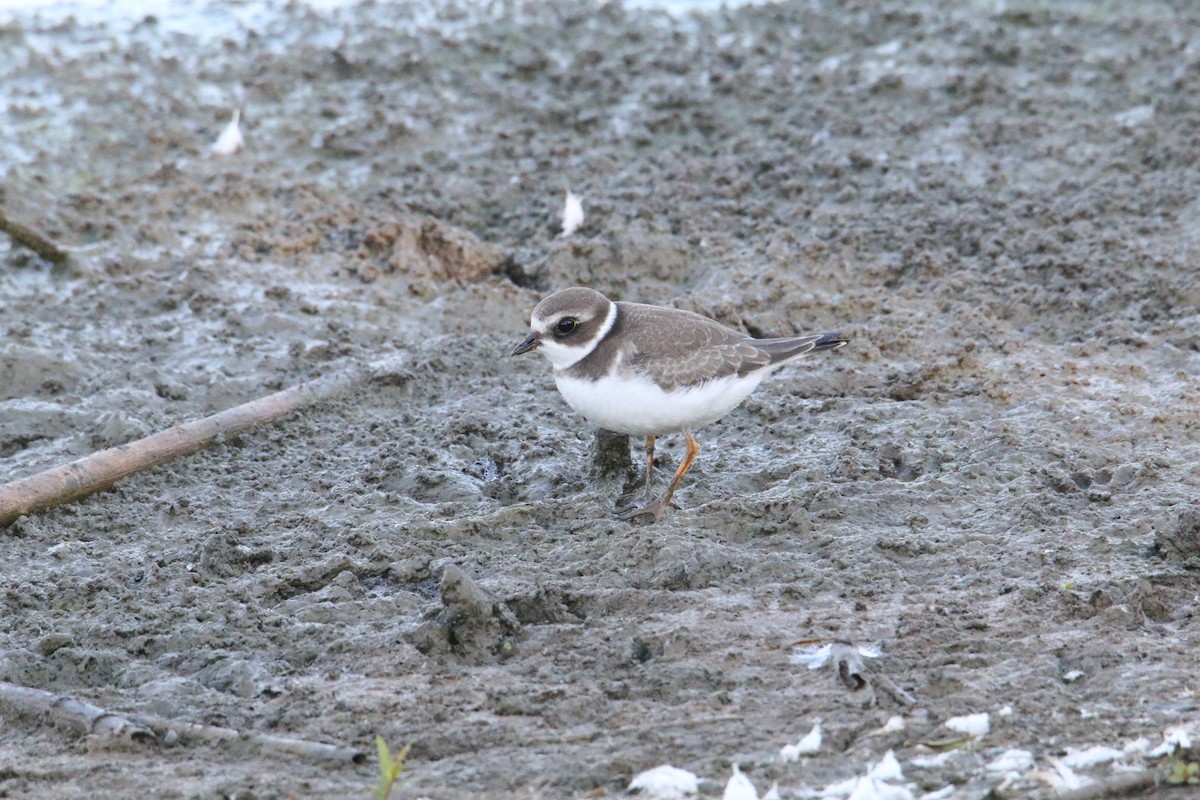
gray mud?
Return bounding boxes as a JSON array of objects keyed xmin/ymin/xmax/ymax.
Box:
[{"xmin": 1, "ymin": 1, "xmax": 1199, "ymax": 797}]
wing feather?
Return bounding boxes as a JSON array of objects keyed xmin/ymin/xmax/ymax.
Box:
[{"xmin": 615, "ymin": 303, "xmax": 768, "ymax": 391}]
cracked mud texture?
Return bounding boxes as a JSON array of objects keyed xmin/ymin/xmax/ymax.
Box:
[{"xmin": 1, "ymin": 0, "xmax": 1199, "ymax": 798}]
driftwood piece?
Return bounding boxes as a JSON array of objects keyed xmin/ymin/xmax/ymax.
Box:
[
  {"xmin": 0, "ymin": 208, "xmax": 69, "ymax": 265},
  {"xmin": 0, "ymin": 365, "xmax": 366, "ymax": 528},
  {"xmin": 0, "ymin": 680, "xmax": 366, "ymax": 763},
  {"xmin": 132, "ymin": 715, "xmax": 368, "ymax": 764},
  {"xmin": 0, "ymin": 680, "xmax": 155, "ymax": 743}
]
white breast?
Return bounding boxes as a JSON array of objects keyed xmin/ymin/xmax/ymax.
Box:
[{"xmin": 553, "ymin": 370, "xmax": 767, "ymax": 436}]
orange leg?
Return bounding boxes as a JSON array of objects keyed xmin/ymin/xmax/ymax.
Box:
[
  {"xmin": 617, "ymin": 431, "xmax": 699, "ymax": 523},
  {"xmin": 656, "ymin": 431, "xmax": 699, "ymax": 517}
]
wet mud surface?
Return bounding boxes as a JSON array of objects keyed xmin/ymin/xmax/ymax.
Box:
[{"xmin": 1, "ymin": 0, "xmax": 1199, "ymax": 797}]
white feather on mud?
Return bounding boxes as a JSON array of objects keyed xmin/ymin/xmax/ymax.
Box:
[
  {"xmin": 872, "ymin": 716, "xmax": 906, "ymax": 735},
  {"xmin": 211, "ymin": 108, "xmax": 244, "ymax": 155},
  {"xmin": 790, "ymin": 642, "xmax": 882, "ymax": 670},
  {"xmin": 985, "ymin": 748, "xmax": 1034, "ymax": 776},
  {"xmin": 1061, "ymin": 745, "xmax": 1125, "ymax": 768},
  {"xmin": 1147, "ymin": 723, "xmax": 1195, "ymax": 756},
  {"xmin": 558, "ymin": 189, "xmax": 584, "ymax": 237},
  {"xmin": 822, "ymin": 776, "xmax": 913, "ymax": 800},
  {"xmin": 780, "ymin": 720, "xmax": 822, "ymax": 761},
  {"xmin": 909, "ymin": 751, "xmax": 959, "ymax": 769},
  {"xmin": 628, "ymin": 764, "xmax": 699, "ymax": 799},
  {"xmin": 943, "ymin": 712, "xmax": 989, "ymax": 738},
  {"xmin": 869, "ymin": 750, "xmax": 903, "ymax": 782},
  {"xmin": 1123, "ymin": 737, "xmax": 1153, "ymax": 755},
  {"xmin": 723, "ymin": 763, "xmax": 758, "ymax": 800},
  {"xmin": 1030, "ymin": 756, "xmax": 1089, "ymax": 793},
  {"xmin": 821, "ymin": 749, "xmax": 912, "ymax": 800}
]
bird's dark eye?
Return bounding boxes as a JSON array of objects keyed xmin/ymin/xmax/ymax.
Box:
[{"xmin": 556, "ymin": 318, "xmax": 578, "ymax": 335}]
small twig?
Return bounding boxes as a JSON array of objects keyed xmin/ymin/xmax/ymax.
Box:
[
  {"xmin": 0, "ymin": 365, "xmax": 370, "ymax": 528},
  {"xmin": 0, "ymin": 208, "xmax": 69, "ymax": 265}
]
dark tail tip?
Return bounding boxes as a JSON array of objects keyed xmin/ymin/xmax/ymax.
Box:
[{"xmin": 813, "ymin": 332, "xmax": 849, "ymax": 352}]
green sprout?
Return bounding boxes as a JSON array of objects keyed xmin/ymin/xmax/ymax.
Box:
[
  {"xmin": 1166, "ymin": 753, "xmax": 1200, "ymax": 786},
  {"xmin": 374, "ymin": 735, "xmax": 411, "ymax": 800}
]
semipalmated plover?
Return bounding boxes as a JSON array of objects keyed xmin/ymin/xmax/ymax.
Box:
[{"xmin": 512, "ymin": 287, "xmax": 846, "ymax": 522}]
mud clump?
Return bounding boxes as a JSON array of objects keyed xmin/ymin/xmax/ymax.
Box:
[
  {"xmin": 589, "ymin": 428, "xmax": 633, "ymax": 479},
  {"xmin": 409, "ymin": 563, "xmax": 521, "ymax": 663},
  {"xmin": 351, "ymin": 216, "xmax": 504, "ymax": 293},
  {"xmin": 1156, "ymin": 509, "xmax": 1200, "ymax": 569}
]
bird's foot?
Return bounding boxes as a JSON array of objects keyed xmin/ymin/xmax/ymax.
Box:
[{"xmin": 615, "ymin": 496, "xmax": 679, "ymax": 523}]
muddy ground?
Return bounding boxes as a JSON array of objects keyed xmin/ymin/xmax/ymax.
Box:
[{"xmin": 1, "ymin": 0, "xmax": 1199, "ymax": 797}]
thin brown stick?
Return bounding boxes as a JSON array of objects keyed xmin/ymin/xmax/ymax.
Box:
[
  {"xmin": 0, "ymin": 208, "xmax": 69, "ymax": 265},
  {"xmin": 0, "ymin": 365, "xmax": 366, "ymax": 527}
]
